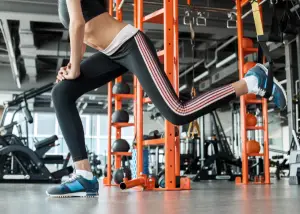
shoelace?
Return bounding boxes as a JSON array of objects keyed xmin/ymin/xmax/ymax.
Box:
[
  {"xmin": 62, "ymin": 173, "xmax": 79, "ymax": 184},
  {"xmin": 257, "ymin": 88, "xmax": 266, "ymax": 97}
]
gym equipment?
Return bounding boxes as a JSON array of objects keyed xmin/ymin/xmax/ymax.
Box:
[
  {"xmin": 246, "ymin": 140, "xmax": 260, "ymax": 154},
  {"xmin": 0, "ymin": 135, "xmax": 73, "ymax": 182},
  {"xmin": 271, "ymin": 155, "xmax": 289, "ymax": 180},
  {"xmin": 131, "ymin": 149, "xmax": 149, "ymax": 179},
  {"xmin": 280, "ymin": 0, "xmax": 300, "ymax": 36},
  {"xmin": 112, "ymin": 139, "xmax": 130, "ymax": 152},
  {"xmin": 88, "ymin": 150, "xmax": 102, "ymax": 178},
  {"xmin": 148, "ymin": 130, "xmax": 160, "ymax": 139},
  {"xmin": 0, "ymin": 83, "xmax": 54, "ymax": 126},
  {"xmin": 243, "ymin": 62, "xmax": 256, "ymax": 74},
  {"xmin": 244, "ymin": 93, "xmax": 256, "ymax": 101},
  {"xmin": 246, "ymin": 113, "xmax": 257, "ymax": 127},
  {"xmin": 112, "ymin": 82, "xmax": 130, "ymax": 94},
  {"xmin": 0, "ymin": 84, "xmax": 73, "ymax": 182},
  {"xmin": 113, "ymin": 167, "xmax": 132, "ymax": 184},
  {"xmin": 112, "ymin": 110, "xmax": 129, "ymax": 123},
  {"xmin": 192, "ymin": 140, "xmax": 238, "ymax": 182},
  {"xmin": 104, "ymin": 164, "xmax": 113, "ymax": 179},
  {"xmin": 188, "ymin": 111, "xmax": 240, "ymax": 182},
  {"xmin": 289, "ymin": 130, "xmax": 300, "ymax": 185},
  {"xmin": 157, "ymin": 170, "xmax": 181, "ymax": 188}
]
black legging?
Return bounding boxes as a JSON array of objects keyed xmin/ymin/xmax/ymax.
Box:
[{"xmin": 52, "ymin": 31, "xmax": 236, "ymax": 161}]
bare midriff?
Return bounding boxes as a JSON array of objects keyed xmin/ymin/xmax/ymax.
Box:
[{"xmin": 83, "ymin": 12, "xmax": 128, "ymax": 51}]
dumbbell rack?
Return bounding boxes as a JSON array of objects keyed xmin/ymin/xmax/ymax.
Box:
[
  {"xmin": 235, "ymin": 0, "xmax": 270, "ymax": 184},
  {"xmin": 103, "ymin": 0, "xmax": 134, "ymax": 186}
]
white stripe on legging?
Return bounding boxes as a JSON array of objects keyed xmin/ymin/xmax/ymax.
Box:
[{"xmin": 134, "ymin": 32, "xmax": 235, "ymax": 116}]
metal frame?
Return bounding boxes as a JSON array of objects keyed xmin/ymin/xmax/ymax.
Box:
[
  {"xmin": 285, "ymin": 40, "xmax": 295, "ymax": 138},
  {"xmin": 103, "ymin": 0, "xmax": 190, "ymax": 190},
  {"xmin": 236, "ymin": 0, "xmax": 270, "ymax": 184}
]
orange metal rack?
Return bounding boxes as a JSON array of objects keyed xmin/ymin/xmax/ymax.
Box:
[
  {"xmin": 132, "ymin": 0, "xmax": 190, "ymax": 190},
  {"xmin": 236, "ymin": 0, "xmax": 270, "ymax": 184}
]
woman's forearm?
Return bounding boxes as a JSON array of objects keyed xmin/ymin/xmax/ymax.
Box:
[{"xmin": 69, "ymin": 23, "xmax": 85, "ymax": 70}]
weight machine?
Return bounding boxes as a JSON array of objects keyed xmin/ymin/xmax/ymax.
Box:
[{"xmin": 0, "ymin": 83, "xmax": 73, "ymax": 182}]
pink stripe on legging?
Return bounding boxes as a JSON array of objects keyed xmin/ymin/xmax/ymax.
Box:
[
  {"xmin": 134, "ymin": 32, "xmax": 235, "ymax": 116},
  {"xmin": 135, "ymin": 33, "xmax": 236, "ymax": 113}
]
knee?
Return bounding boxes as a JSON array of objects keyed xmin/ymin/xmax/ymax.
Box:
[
  {"xmin": 51, "ymin": 83, "xmax": 70, "ymax": 106},
  {"xmin": 163, "ymin": 112, "xmax": 185, "ymax": 126}
]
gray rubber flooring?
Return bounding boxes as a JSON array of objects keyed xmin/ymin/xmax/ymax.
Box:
[{"xmin": 0, "ymin": 179, "xmax": 299, "ymax": 214}]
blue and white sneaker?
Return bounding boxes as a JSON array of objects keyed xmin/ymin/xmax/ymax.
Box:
[
  {"xmin": 46, "ymin": 174, "xmax": 99, "ymax": 198},
  {"xmin": 245, "ymin": 63, "xmax": 287, "ymax": 110}
]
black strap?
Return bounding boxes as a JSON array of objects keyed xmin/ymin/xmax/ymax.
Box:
[
  {"xmin": 268, "ymin": 4, "xmax": 282, "ymax": 43},
  {"xmin": 257, "ymin": 35, "xmax": 274, "ymax": 98}
]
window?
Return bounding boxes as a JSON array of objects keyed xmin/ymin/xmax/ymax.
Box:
[
  {"xmin": 36, "ymin": 113, "xmax": 55, "ymax": 135},
  {"xmin": 81, "ymin": 115, "xmax": 88, "ymax": 135},
  {"xmin": 90, "ymin": 115, "xmax": 98, "ymax": 137},
  {"xmin": 99, "ymin": 139, "xmax": 109, "ymax": 155},
  {"xmin": 99, "ymin": 115, "xmax": 108, "ymax": 136}
]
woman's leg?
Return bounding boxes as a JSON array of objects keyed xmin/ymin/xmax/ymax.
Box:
[
  {"xmin": 47, "ymin": 52, "xmax": 127, "ymax": 197},
  {"xmin": 52, "ymin": 52, "xmax": 127, "ymax": 169},
  {"xmin": 111, "ymin": 31, "xmax": 286, "ymax": 125}
]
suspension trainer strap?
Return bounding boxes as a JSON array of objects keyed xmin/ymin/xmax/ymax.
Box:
[
  {"xmin": 190, "ymin": 21, "xmax": 196, "ymax": 91},
  {"xmin": 250, "ymin": 0, "xmax": 274, "ymax": 98}
]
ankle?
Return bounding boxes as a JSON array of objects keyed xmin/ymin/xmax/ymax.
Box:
[
  {"xmin": 232, "ymin": 80, "xmax": 249, "ymax": 97},
  {"xmin": 243, "ymin": 75, "xmax": 258, "ymax": 94},
  {"xmin": 74, "ymin": 159, "xmax": 92, "ymax": 172},
  {"xmin": 75, "ymin": 169, "xmax": 94, "ymax": 180}
]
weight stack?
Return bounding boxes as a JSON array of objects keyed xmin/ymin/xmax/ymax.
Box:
[{"xmin": 130, "ymin": 149, "xmax": 149, "ymax": 178}]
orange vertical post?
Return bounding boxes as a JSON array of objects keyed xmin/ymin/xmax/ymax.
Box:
[
  {"xmin": 133, "ymin": 0, "xmax": 138, "ymax": 140},
  {"xmin": 114, "ymin": 0, "xmax": 123, "ymax": 170},
  {"xmin": 236, "ymin": 0, "xmax": 249, "ymax": 184},
  {"xmin": 173, "ymin": 0, "xmax": 180, "ymax": 177},
  {"xmin": 106, "ymin": 82, "xmax": 113, "ymax": 185},
  {"xmin": 164, "ymin": 0, "xmax": 176, "ymax": 189},
  {"xmin": 262, "ymin": 99, "xmax": 270, "ymax": 184},
  {"xmin": 104, "ymin": 0, "xmax": 114, "ymax": 186},
  {"xmin": 258, "ymin": 1, "xmax": 270, "ymax": 184},
  {"xmin": 236, "ymin": 0, "xmax": 270, "ymax": 185},
  {"xmin": 136, "ymin": 0, "xmax": 144, "ymax": 177}
]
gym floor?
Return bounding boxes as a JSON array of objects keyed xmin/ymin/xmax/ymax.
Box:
[{"xmin": 1, "ymin": 179, "xmax": 299, "ymax": 214}]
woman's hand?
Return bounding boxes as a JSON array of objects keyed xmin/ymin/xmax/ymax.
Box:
[
  {"xmin": 56, "ymin": 63, "xmax": 80, "ymax": 83},
  {"xmin": 63, "ymin": 63, "xmax": 81, "ymax": 80},
  {"xmin": 56, "ymin": 65, "xmax": 68, "ymax": 83}
]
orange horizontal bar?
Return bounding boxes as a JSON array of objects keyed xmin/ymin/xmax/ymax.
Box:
[
  {"xmin": 246, "ymin": 126, "xmax": 264, "ymax": 130},
  {"xmin": 248, "ymin": 153, "xmax": 264, "ymax": 157},
  {"xmin": 245, "ymin": 99, "xmax": 263, "ymax": 104},
  {"xmin": 111, "ymin": 152, "xmax": 132, "ymax": 156},
  {"xmin": 243, "ymin": 48, "xmax": 258, "ymax": 56},
  {"xmin": 120, "ymin": 177, "xmax": 146, "ymax": 190},
  {"xmin": 143, "ymin": 8, "xmax": 164, "ymax": 24},
  {"xmin": 157, "ymin": 50, "xmax": 164, "ymax": 64},
  {"xmin": 152, "ymin": 188, "xmax": 188, "ymax": 191},
  {"xmin": 143, "ymin": 138, "xmax": 165, "ymax": 146},
  {"xmin": 143, "ymin": 97, "xmax": 152, "ymax": 104},
  {"xmin": 113, "ymin": 94, "xmax": 135, "ymax": 99},
  {"xmin": 112, "ymin": 123, "xmax": 135, "ymax": 128}
]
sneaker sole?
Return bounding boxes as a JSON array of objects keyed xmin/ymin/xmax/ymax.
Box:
[
  {"xmin": 257, "ymin": 63, "xmax": 287, "ymax": 110},
  {"xmin": 46, "ymin": 191, "xmax": 99, "ymax": 198}
]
